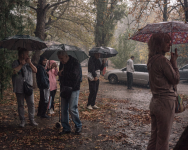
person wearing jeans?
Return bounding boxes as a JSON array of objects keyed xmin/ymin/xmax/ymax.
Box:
[
  {"xmin": 61, "ymin": 90, "xmax": 81, "ymax": 132},
  {"xmin": 57, "ymin": 51, "xmax": 82, "ymax": 135}
]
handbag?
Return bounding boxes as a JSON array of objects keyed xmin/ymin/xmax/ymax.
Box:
[
  {"xmin": 175, "ymin": 95, "xmax": 185, "ymax": 113},
  {"xmin": 23, "ymin": 81, "xmax": 33, "ymax": 96},
  {"xmin": 18, "ymin": 60, "xmax": 33, "ymax": 96},
  {"xmin": 60, "ymin": 86, "xmax": 72, "ymax": 99}
]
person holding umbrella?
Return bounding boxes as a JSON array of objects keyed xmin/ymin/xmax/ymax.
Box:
[
  {"xmin": 12, "ymin": 48, "xmax": 38, "ymax": 127},
  {"xmin": 146, "ymin": 33, "xmax": 179, "ymax": 150},
  {"xmin": 57, "ymin": 51, "xmax": 82, "ymax": 135},
  {"xmin": 87, "ymin": 53, "xmax": 105, "ymax": 110}
]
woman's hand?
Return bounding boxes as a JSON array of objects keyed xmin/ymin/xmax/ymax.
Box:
[
  {"xmin": 170, "ymin": 48, "xmax": 178, "ymax": 68},
  {"xmin": 20, "ymin": 59, "xmax": 26, "ymax": 65},
  {"xmin": 26, "ymin": 58, "xmax": 31, "ymax": 64}
]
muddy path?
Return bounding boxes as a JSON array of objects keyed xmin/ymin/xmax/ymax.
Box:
[{"xmin": 0, "ymin": 76, "xmax": 188, "ymax": 150}]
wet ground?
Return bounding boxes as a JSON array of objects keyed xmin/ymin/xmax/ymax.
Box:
[
  {"xmin": 0, "ymin": 67, "xmax": 188, "ymax": 149},
  {"xmin": 81, "ymin": 66, "xmax": 188, "ymax": 149}
]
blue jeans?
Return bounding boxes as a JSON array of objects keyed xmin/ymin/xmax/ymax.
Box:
[{"xmin": 61, "ymin": 90, "xmax": 82, "ymax": 131}]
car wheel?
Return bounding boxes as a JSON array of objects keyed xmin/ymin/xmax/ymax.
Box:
[{"xmin": 109, "ymin": 74, "xmax": 118, "ymax": 84}]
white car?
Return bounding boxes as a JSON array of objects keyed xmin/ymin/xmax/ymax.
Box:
[
  {"xmin": 179, "ymin": 64, "xmax": 188, "ymax": 80},
  {"xmin": 104, "ymin": 64, "xmax": 149, "ymax": 87}
]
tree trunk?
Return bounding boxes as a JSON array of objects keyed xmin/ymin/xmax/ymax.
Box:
[
  {"xmin": 163, "ymin": 0, "xmax": 168, "ymax": 21},
  {"xmin": 32, "ymin": 0, "xmax": 47, "ymax": 89},
  {"xmin": 95, "ymin": 0, "xmax": 106, "ymax": 47},
  {"xmin": 184, "ymin": 0, "xmax": 188, "ymax": 22}
]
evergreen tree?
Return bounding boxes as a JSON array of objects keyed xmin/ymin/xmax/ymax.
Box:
[
  {"xmin": 0, "ymin": 0, "xmax": 29, "ymax": 99},
  {"xmin": 110, "ymin": 30, "xmax": 138, "ymax": 69},
  {"xmin": 95, "ymin": 0, "xmax": 127, "ymax": 47}
]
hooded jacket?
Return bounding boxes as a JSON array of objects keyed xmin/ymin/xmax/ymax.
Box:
[
  {"xmin": 45, "ymin": 60, "xmax": 58, "ymax": 91},
  {"xmin": 147, "ymin": 54, "xmax": 180, "ymax": 97},
  {"xmin": 36, "ymin": 56, "xmax": 49, "ymax": 90}
]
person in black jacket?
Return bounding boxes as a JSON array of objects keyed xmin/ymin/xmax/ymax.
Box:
[
  {"xmin": 87, "ymin": 53, "xmax": 104, "ymax": 110},
  {"xmin": 36, "ymin": 56, "xmax": 50, "ymax": 118},
  {"xmin": 57, "ymin": 51, "xmax": 82, "ymax": 135}
]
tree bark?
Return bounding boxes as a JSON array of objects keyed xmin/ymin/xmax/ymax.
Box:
[
  {"xmin": 163, "ymin": 0, "xmax": 168, "ymax": 21},
  {"xmin": 32, "ymin": 0, "xmax": 47, "ymax": 89},
  {"xmin": 95, "ymin": 0, "xmax": 105, "ymax": 47},
  {"xmin": 184, "ymin": 0, "xmax": 188, "ymax": 22}
]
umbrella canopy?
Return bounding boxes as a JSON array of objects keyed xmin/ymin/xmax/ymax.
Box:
[
  {"xmin": 41, "ymin": 44, "xmax": 88, "ymax": 63},
  {"xmin": 0, "ymin": 35, "xmax": 47, "ymax": 51},
  {"xmin": 130, "ymin": 21, "xmax": 188, "ymax": 44},
  {"xmin": 89, "ymin": 47, "xmax": 118, "ymax": 58}
]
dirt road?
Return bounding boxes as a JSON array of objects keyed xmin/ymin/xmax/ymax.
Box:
[{"xmin": 0, "ymin": 68, "xmax": 188, "ymax": 149}]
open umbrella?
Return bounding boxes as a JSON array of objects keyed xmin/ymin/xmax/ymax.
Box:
[
  {"xmin": 41, "ymin": 44, "xmax": 88, "ymax": 63},
  {"xmin": 0, "ymin": 35, "xmax": 47, "ymax": 51},
  {"xmin": 130, "ymin": 21, "xmax": 188, "ymax": 45},
  {"xmin": 89, "ymin": 46, "xmax": 118, "ymax": 58}
]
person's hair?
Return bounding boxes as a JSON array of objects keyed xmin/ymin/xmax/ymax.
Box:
[
  {"xmin": 148, "ymin": 33, "xmax": 171, "ymax": 58},
  {"xmin": 18, "ymin": 47, "xmax": 28, "ymax": 57},
  {"xmin": 57, "ymin": 50, "xmax": 68, "ymax": 57},
  {"xmin": 131, "ymin": 56, "xmax": 134, "ymax": 59}
]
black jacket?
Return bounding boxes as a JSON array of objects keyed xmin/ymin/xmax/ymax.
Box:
[
  {"xmin": 36, "ymin": 56, "xmax": 49, "ymax": 90},
  {"xmin": 59, "ymin": 55, "xmax": 80, "ymax": 91},
  {"xmin": 88, "ymin": 56, "xmax": 104, "ymax": 78}
]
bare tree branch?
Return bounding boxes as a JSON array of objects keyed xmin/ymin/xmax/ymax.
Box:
[
  {"xmin": 45, "ymin": 2, "xmax": 69, "ymax": 28},
  {"xmin": 157, "ymin": 2, "xmax": 163, "ymax": 13},
  {"xmin": 29, "ymin": 6, "xmax": 37, "ymax": 11},
  {"xmin": 57, "ymin": 17, "xmax": 94, "ymax": 32},
  {"xmin": 47, "ymin": 0, "xmax": 70, "ymax": 10},
  {"xmin": 178, "ymin": 0, "xmax": 185, "ymax": 8},
  {"xmin": 53, "ymin": 25, "xmax": 92, "ymax": 43},
  {"xmin": 168, "ymin": 4, "xmax": 182, "ymax": 15}
]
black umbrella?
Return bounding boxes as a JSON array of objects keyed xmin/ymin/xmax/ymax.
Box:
[
  {"xmin": 89, "ymin": 46, "xmax": 118, "ymax": 58},
  {"xmin": 41, "ymin": 44, "xmax": 88, "ymax": 63},
  {"xmin": 0, "ymin": 35, "xmax": 47, "ymax": 51}
]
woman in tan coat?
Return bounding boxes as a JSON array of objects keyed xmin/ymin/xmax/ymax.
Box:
[{"xmin": 147, "ymin": 33, "xmax": 180, "ymax": 150}]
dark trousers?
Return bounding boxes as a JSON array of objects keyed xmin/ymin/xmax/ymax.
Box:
[
  {"xmin": 87, "ymin": 79, "xmax": 99, "ymax": 106},
  {"xmin": 127, "ymin": 72, "xmax": 133, "ymax": 89},
  {"xmin": 50, "ymin": 90, "xmax": 56, "ymax": 110},
  {"xmin": 38, "ymin": 90, "xmax": 48, "ymax": 116}
]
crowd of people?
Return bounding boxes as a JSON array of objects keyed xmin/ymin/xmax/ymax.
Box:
[{"xmin": 12, "ymin": 32, "xmax": 180, "ymax": 149}]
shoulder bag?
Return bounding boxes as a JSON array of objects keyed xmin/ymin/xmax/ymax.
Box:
[
  {"xmin": 175, "ymin": 95, "xmax": 185, "ymax": 113},
  {"xmin": 18, "ymin": 60, "xmax": 33, "ymax": 96}
]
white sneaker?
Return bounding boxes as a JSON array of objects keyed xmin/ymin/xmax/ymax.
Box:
[
  {"xmin": 19, "ymin": 120, "xmax": 25, "ymax": 128},
  {"xmin": 92, "ymin": 105, "xmax": 99, "ymax": 109},
  {"xmin": 87, "ymin": 105, "xmax": 93, "ymax": 110},
  {"xmin": 50, "ymin": 109, "xmax": 55, "ymax": 114},
  {"xmin": 48, "ymin": 109, "xmax": 51, "ymax": 114}
]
